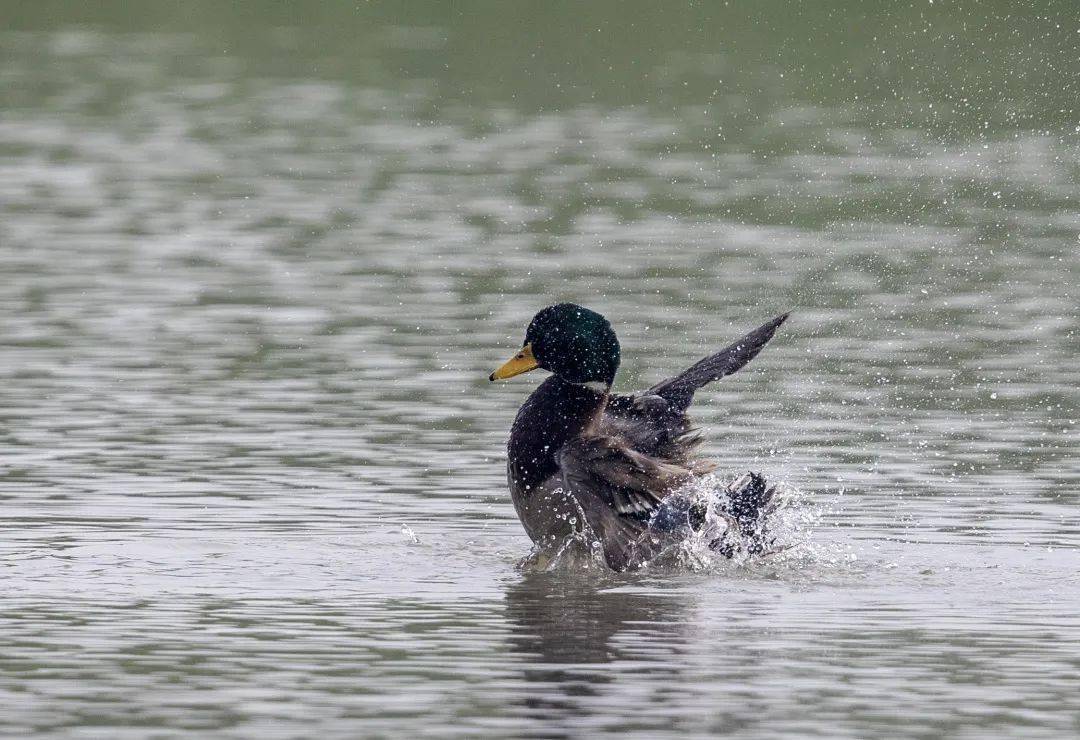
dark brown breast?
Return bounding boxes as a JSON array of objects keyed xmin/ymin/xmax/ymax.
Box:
[{"xmin": 506, "ymin": 375, "xmax": 608, "ymax": 495}]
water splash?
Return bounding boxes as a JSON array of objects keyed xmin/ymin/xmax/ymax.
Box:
[
  {"xmin": 400, "ymin": 523, "xmax": 420, "ymax": 544},
  {"xmin": 517, "ymin": 473, "xmax": 828, "ymax": 574},
  {"xmin": 648, "ymin": 473, "xmax": 821, "ymax": 571}
]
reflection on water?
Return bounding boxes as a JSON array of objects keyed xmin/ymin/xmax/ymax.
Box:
[
  {"xmin": 1, "ymin": 2, "xmax": 1078, "ymax": 737},
  {"xmin": 505, "ymin": 574, "xmax": 694, "ymax": 734}
]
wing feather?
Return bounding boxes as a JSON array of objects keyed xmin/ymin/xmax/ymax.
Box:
[
  {"xmin": 647, "ymin": 313, "xmax": 789, "ymax": 412},
  {"xmin": 558, "ymin": 436, "xmax": 693, "ymax": 570}
]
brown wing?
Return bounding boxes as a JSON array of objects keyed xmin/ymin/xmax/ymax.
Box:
[
  {"xmin": 602, "ymin": 313, "xmax": 790, "ymax": 461},
  {"xmin": 558, "ymin": 435, "xmax": 694, "ymax": 571},
  {"xmin": 646, "ymin": 313, "xmax": 789, "ymax": 412}
]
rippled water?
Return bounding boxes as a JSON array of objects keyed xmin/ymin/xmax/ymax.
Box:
[{"xmin": 2, "ymin": 3, "xmax": 1079, "ymax": 737}]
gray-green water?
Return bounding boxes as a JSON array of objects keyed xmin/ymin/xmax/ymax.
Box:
[{"xmin": 2, "ymin": 3, "xmax": 1079, "ymax": 737}]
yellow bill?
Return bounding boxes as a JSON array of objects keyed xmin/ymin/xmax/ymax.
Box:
[{"xmin": 489, "ymin": 343, "xmax": 539, "ymax": 381}]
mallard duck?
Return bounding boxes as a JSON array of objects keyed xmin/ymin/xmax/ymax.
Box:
[{"xmin": 489, "ymin": 303, "xmax": 789, "ymax": 571}]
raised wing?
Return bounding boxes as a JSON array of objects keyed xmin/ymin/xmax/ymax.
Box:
[
  {"xmin": 647, "ymin": 313, "xmax": 789, "ymax": 413},
  {"xmin": 601, "ymin": 313, "xmax": 789, "ymax": 461}
]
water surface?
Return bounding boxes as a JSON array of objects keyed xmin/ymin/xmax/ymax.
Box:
[{"xmin": 1, "ymin": 3, "xmax": 1078, "ymax": 737}]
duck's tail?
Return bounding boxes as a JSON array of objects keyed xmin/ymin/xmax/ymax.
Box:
[{"xmin": 647, "ymin": 313, "xmax": 790, "ymax": 413}]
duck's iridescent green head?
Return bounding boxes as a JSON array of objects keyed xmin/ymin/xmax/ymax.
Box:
[{"xmin": 490, "ymin": 303, "xmax": 621, "ymax": 386}]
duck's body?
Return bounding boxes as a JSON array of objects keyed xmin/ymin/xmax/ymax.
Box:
[
  {"xmin": 507, "ymin": 375, "xmax": 604, "ymax": 545},
  {"xmin": 491, "ymin": 304, "xmax": 789, "ymax": 571}
]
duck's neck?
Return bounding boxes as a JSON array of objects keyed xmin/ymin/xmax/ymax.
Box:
[{"xmin": 508, "ymin": 375, "xmax": 610, "ymax": 494}]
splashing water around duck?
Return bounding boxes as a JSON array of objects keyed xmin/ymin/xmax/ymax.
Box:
[{"xmin": 517, "ymin": 473, "xmax": 820, "ymax": 573}]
